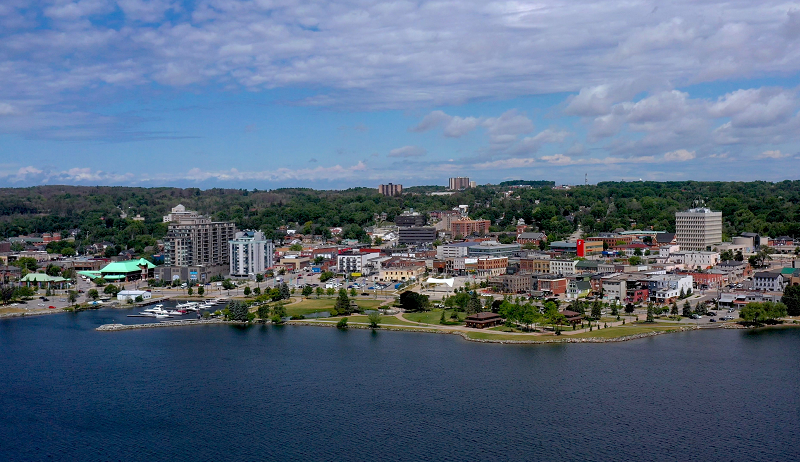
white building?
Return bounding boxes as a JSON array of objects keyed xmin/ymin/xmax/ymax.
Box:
[
  {"xmin": 117, "ymin": 290, "xmax": 152, "ymax": 302},
  {"xmin": 675, "ymin": 208, "xmax": 722, "ymax": 251},
  {"xmin": 436, "ymin": 242, "xmax": 478, "ymax": 259},
  {"xmin": 162, "ymin": 204, "xmax": 200, "ymax": 223},
  {"xmin": 646, "ymin": 274, "xmax": 694, "ymax": 303},
  {"xmin": 549, "ymin": 259, "xmax": 578, "ymax": 276},
  {"xmin": 669, "ymin": 251, "xmax": 720, "ymax": 269},
  {"xmin": 229, "ymin": 231, "xmax": 275, "ymax": 277},
  {"xmin": 752, "ymin": 272, "xmax": 785, "ymax": 292},
  {"xmin": 337, "ymin": 253, "xmax": 382, "ymax": 275}
]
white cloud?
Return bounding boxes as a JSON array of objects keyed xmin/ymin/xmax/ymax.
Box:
[
  {"xmin": 664, "ymin": 149, "xmax": 696, "ymax": 161},
  {"xmin": 410, "ymin": 110, "xmax": 481, "ymax": 137},
  {"xmin": 757, "ymin": 150, "xmax": 789, "ymax": 159},
  {"xmin": 388, "ymin": 145, "xmax": 426, "ymax": 158}
]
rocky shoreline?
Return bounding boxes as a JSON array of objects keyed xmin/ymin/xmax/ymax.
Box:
[
  {"xmin": 96, "ymin": 319, "xmax": 246, "ymax": 331},
  {"xmin": 286, "ymin": 320, "xmax": 700, "ymax": 344}
]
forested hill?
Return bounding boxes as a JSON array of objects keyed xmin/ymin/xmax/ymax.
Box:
[{"xmin": 0, "ymin": 181, "xmax": 798, "ymax": 249}]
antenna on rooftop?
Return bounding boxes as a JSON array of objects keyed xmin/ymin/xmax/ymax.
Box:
[{"xmin": 585, "ymin": 173, "xmax": 588, "ymax": 186}]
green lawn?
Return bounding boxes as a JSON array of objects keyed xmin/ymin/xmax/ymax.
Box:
[
  {"xmin": 567, "ymin": 323, "xmax": 684, "ymax": 339},
  {"xmin": 285, "ymin": 298, "xmax": 384, "ymax": 317},
  {"xmin": 403, "ymin": 310, "xmax": 465, "ymax": 325},
  {"xmin": 311, "ymin": 315, "xmax": 420, "ymax": 327}
]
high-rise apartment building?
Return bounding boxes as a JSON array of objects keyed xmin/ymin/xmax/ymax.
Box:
[
  {"xmin": 675, "ymin": 208, "xmax": 722, "ymax": 251},
  {"xmin": 229, "ymin": 231, "xmax": 275, "ymax": 277},
  {"xmin": 378, "ymin": 183, "xmax": 403, "ymax": 196},
  {"xmin": 163, "ymin": 206, "xmax": 236, "ymax": 267},
  {"xmin": 448, "ymin": 177, "xmax": 472, "ymax": 190}
]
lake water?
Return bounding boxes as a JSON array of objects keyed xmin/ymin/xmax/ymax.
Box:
[{"xmin": 1, "ymin": 309, "xmax": 798, "ymax": 461}]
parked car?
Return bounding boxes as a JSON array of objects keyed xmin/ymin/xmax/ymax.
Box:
[{"xmin": 709, "ymin": 318, "xmax": 716, "ymax": 322}]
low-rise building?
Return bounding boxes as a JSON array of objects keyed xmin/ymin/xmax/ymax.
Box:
[
  {"xmin": 646, "ymin": 274, "xmax": 694, "ymax": 303},
  {"xmin": 488, "ymin": 274, "xmax": 535, "ymax": 293},
  {"xmin": 519, "ymin": 256, "xmax": 551, "ymax": 274},
  {"xmin": 550, "ymin": 259, "xmax": 578, "ymax": 276},
  {"xmin": 669, "ymin": 251, "xmax": 720, "ymax": 269},
  {"xmin": 379, "ymin": 263, "xmax": 426, "ymax": 281},
  {"xmin": 451, "ymin": 218, "xmax": 491, "ymax": 237},
  {"xmin": 476, "ymin": 256, "xmax": 508, "ymax": 276},
  {"xmin": 752, "ymin": 272, "xmax": 785, "ymax": 292},
  {"xmin": 467, "ymin": 241, "xmax": 521, "ymax": 258},
  {"xmin": 117, "ymin": 290, "xmax": 152, "ymax": 302},
  {"xmin": 537, "ymin": 276, "xmax": 567, "ymax": 295},
  {"xmin": 517, "ymin": 232, "xmax": 546, "ymax": 246}
]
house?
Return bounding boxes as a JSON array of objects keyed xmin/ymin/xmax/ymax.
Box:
[
  {"xmin": 567, "ymin": 280, "xmax": 592, "ymax": 299},
  {"xmin": 752, "ymin": 272, "xmax": 785, "ymax": 292},
  {"xmin": 0, "ymin": 265, "xmax": 21, "ymax": 282},
  {"xmin": 464, "ymin": 312, "xmax": 503, "ymax": 328}
]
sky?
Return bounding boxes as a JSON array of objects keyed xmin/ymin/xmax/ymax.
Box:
[{"xmin": 1, "ymin": 0, "xmax": 800, "ymax": 189}]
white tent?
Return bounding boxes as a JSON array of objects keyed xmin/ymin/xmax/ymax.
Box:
[{"xmin": 425, "ymin": 277, "xmax": 454, "ymax": 287}]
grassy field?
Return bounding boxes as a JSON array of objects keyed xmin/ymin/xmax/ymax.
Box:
[
  {"xmin": 463, "ymin": 322, "xmax": 686, "ymax": 341},
  {"xmin": 285, "ymin": 298, "xmax": 384, "ymax": 317},
  {"xmin": 403, "ymin": 310, "xmax": 465, "ymax": 325},
  {"xmin": 312, "ymin": 315, "xmax": 420, "ymax": 327},
  {"xmin": 564, "ymin": 323, "xmax": 683, "ymax": 339}
]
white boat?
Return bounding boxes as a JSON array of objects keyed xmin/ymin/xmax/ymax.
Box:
[
  {"xmin": 166, "ymin": 310, "xmax": 184, "ymax": 315},
  {"xmin": 143, "ymin": 306, "xmax": 170, "ymax": 316}
]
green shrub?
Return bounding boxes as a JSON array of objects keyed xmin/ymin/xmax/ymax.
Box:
[{"xmin": 337, "ymin": 317, "xmax": 348, "ymax": 329}]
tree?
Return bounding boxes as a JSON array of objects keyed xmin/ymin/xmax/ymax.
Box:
[
  {"xmin": 227, "ymin": 301, "xmax": 250, "ymax": 321},
  {"xmin": 289, "ymin": 243, "xmax": 303, "ymax": 251},
  {"xmin": 253, "ymin": 287, "xmax": 261, "ymax": 296},
  {"xmin": 335, "ymin": 288, "xmax": 351, "ymax": 315},
  {"xmin": 222, "ymin": 279, "xmax": 235, "ymax": 290},
  {"xmin": 243, "ymin": 286, "xmax": 251, "ymax": 297},
  {"xmin": 103, "ymin": 284, "xmax": 120, "ymax": 296},
  {"xmin": 679, "ymin": 287, "xmax": 685, "ymax": 299},
  {"xmin": 682, "ymin": 300, "xmax": 692, "ymax": 317},
  {"xmin": 633, "ymin": 248, "xmax": 643, "ymax": 256},
  {"xmin": 68, "ymin": 290, "xmax": 78, "ymax": 306},
  {"xmin": 349, "ymin": 287, "xmax": 357, "ymax": 297},
  {"xmin": 326, "ymin": 287, "xmax": 335, "ymax": 297},
  {"xmin": 87, "ymin": 289, "xmax": 99, "ymax": 300},
  {"xmin": 46, "ymin": 264, "xmax": 61, "ymax": 276},
  {"xmin": 670, "ymin": 302, "xmax": 679, "ymax": 317},
  {"xmin": 628, "ymin": 255, "xmax": 642, "ymax": 265},
  {"xmin": 12, "ymin": 257, "xmax": 38, "ymax": 272},
  {"xmin": 336, "ymin": 317, "xmax": 348, "ymax": 329},
  {"xmin": 256, "ymin": 273, "xmax": 264, "ymax": 283},
  {"xmin": 302, "ymin": 285, "xmax": 313, "ymax": 297},
  {"xmin": 257, "ymin": 304, "xmax": 270, "ymax": 321},
  {"xmin": 187, "ymin": 287, "xmax": 194, "ymax": 296},
  {"xmin": 781, "ymin": 285, "xmax": 800, "ymax": 316},
  {"xmin": 0, "ymin": 285, "xmax": 15, "ymax": 305},
  {"xmin": 134, "ymin": 295, "xmax": 144, "ymax": 303},
  {"xmin": 624, "ymin": 303, "xmax": 634, "ymax": 315},
  {"xmin": 400, "ymin": 291, "xmax": 430, "ymax": 312},
  {"xmin": 591, "ymin": 300, "xmax": 602, "ymax": 319},
  {"xmin": 198, "ymin": 286, "xmax": 204, "ymax": 297},
  {"xmin": 646, "ymin": 303, "xmax": 654, "ymax": 322},
  {"xmin": 279, "ymin": 282, "xmax": 290, "ymax": 300},
  {"xmin": 272, "ymin": 302, "xmax": 287, "ymax": 319},
  {"xmin": 610, "ymin": 303, "xmax": 618, "ymax": 316},
  {"xmin": 466, "ymin": 291, "xmax": 482, "ymax": 314},
  {"xmin": 734, "ymin": 250, "xmax": 744, "ymax": 261},
  {"xmin": 367, "ymin": 311, "xmax": 381, "ymax": 328},
  {"xmin": 313, "ymin": 256, "xmax": 325, "ymax": 265},
  {"xmin": 720, "ymin": 249, "xmax": 734, "ymax": 261},
  {"xmin": 740, "ymin": 302, "xmax": 787, "ymax": 325}
]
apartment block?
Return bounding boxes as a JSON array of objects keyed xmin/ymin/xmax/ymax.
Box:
[
  {"xmin": 675, "ymin": 208, "xmax": 722, "ymax": 251},
  {"xmin": 163, "ymin": 206, "xmax": 235, "ymax": 268},
  {"xmin": 229, "ymin": 231, "xmax": 275, "ymax": 277}
]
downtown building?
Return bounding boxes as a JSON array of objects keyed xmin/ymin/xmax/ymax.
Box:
[
  {"xmin": 448, "ymin": 177, "xmax": 475, "ymax": 190},
  {"xmin": 229, "ymin": 231, "xmax": 275, "ymax": 277},
  {"xmin": 675, "ymin": 208, "xmax": 723, "ymax": 251},
  {"xmin": 378, "ymin": 183, "xmax": 403, "ymax": 196},
  {"xmin": 163, "ymin": 206, "xmax": 236, "ymax": 269}
]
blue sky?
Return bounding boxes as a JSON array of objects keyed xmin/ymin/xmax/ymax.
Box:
[{"xmin": 1, "ymin": 1, "xmax": 800, "ymax": 188}]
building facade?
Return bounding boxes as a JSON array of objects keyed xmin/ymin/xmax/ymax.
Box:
[
  {"xmin": 163, "ymin": 208, "xmax": 236, "ymax": 268},
  {"xmin": 398, "ymin": 227, "xmax": 437, "ymax": 244},
  {"xmin": 448, "ymin": 177, "xmax": 471, "ymax": 190},
  {"xmin": 229, "ymin": 231, "xmax": 275, "ymax": 277},
  {"xmin": 450, "ymin": 219, "xmax": 491, "ymax": 237},
  {"xmin": 378, "ymin": 183, "xmax": 403, "ymax": 196},
  {"xmin": 675, "ymin": 208, "xmax": 723, "ymax": 251}
]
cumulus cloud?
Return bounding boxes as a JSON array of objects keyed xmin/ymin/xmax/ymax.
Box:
[
  {"xmin": 664, "ymin": 149, "xmax": 696, "ymax": 161},
  {"xmin": 757, "ymin": 150, "xmax": 790, "ymax": 159},
  {"xmin": 388, "ymin": 145, "xmax": 427, "ymax": 158},
  {"xmin": 410, "ymin": 110, "xmax": 481, "ymax": 137}
]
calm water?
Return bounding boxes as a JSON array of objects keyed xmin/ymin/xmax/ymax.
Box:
[{"xmin": 1, "ymin": 310, "xmax": 798, "ymax": 461}]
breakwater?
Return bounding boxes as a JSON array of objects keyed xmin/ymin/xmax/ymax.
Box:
[{"xmin": 96, "ymin": 319, "xmax": 246, "ymax": 331}]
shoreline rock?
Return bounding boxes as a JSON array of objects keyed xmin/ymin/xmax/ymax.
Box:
[{"xmin": 96, "ymin": 319, "xmax": 245, "ymax": 331}]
